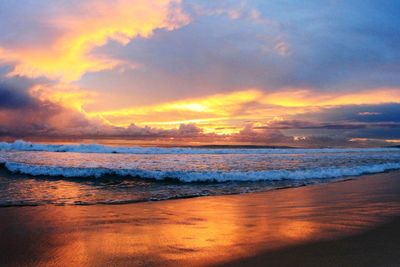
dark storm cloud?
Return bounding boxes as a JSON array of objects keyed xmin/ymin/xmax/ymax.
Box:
[
  {"xmin": 284, "ymin": 103, "xmax": 400, "ymax": 140},
  {"xmin": 0, "ymin": 67, "xmax": 89, "ymax": 136},
  {"xmin": 295, "ymin": 104, "xmax": 400, "ymax": 123},
  {"xmin": 0, "ymin": 85, "xmax": 36, "ymax": 110},
  {"xmin": 0, "ymin": 78, "xmax": 40, "ymax": 110},
  {"xmin": 227, "ymin": 124, "xmax": 384, "ymax": 148},
  {"xmin": 0, "ymin": 67, "xmax": 53, "ymax": 110}
]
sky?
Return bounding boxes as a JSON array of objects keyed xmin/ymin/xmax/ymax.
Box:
[{"xmin": 0, "ymin": 0, "xmax": 399, "ymax": 147}]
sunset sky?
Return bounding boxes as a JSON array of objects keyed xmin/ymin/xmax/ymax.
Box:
[{"xmin": 0, "ymin": 0, "xmax": 399, "ymax": 146}]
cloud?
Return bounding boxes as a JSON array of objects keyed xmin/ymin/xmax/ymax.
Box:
[
  {"xmin": 0, "ymin": 83, "xmax": 37, "ymax": 110},
  {"xmin": 0, "ymin": 69, "xmax": 212, "ymax": 139},
  {"xmin": 0, "ymin": 70, "xmax": 91, "ymax": 136},
  {"xmin": 358, "ymin": 112, "xmax": 382, "ymax": 116},
  {"xmin": 82, "ymin": 88, "xmax": 400, "ymax": 136},
  {"xmin": 293, "ymin": 103, "xmax": 400, "ymax": 123},
  {"xmin": 224, "ymin": 123, "xmax": 397, "ymax": 148},
  {"xmin": 1, "ymin": 66, "xmax": 399, "ymax": 146},
  {"xmin": 0, "ymin": 0, "xmax": 189, "ymax": 81},
  {"xmin": 79, "ymin": 0, "xmax": 400, "ymax": 108},
  {"xmin": 229, "ymin": 124, "xmax": 291, "ymax": 144},
  {"xmin": 284, "ymin": 103, "xmax": 400, "ymax": 140}
]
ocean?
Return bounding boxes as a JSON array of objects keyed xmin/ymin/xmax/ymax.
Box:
[{"xmin": 1, "ymin": 140, "xmax": 400, "ymax": 206}]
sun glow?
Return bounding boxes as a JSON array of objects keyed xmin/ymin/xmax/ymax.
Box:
[{"xmin": 77, "ymin": 88, "xmax": 400, "ymax": 134}]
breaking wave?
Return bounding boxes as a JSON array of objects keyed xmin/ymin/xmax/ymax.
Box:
[
  {"xmin": 0, "ymin": 140, "xmax": 398, "ymax": 155},
  {"xmin": 3, "ymin": 161, "xmax": 400, "ymax": 183}
]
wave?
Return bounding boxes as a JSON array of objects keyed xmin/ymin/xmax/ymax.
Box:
[
  {"xmin": 3, "ymin": 161, "xmax": 400, "ymax": 182},
  {"xmin": 0, "ymin": 140, "xmax": 398, "ymax": 155}
]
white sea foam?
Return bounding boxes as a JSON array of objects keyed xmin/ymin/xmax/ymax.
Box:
[
  {"xmin": 0, "ymin": 140, "xmax": 398, "ymax": 155},
  {"xmin": 4, "ymin": 161, "xmax": 400, "ymax": 182}
]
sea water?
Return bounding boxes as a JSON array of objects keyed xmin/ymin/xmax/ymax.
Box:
[{"xmin": 0, "ymin": 140, "xmax": 399, "ymax": 206}]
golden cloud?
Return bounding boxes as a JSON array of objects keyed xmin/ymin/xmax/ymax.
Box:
[
  {"xmin": 82, "ymin": 88, "xmax": 400, "ymax": 134},
  {"xmin": 1, "ymin": 0, "xmax": 189, "ymax": 81}
]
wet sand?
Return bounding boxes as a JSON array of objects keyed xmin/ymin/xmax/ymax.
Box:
[
  {"xmin": 219, "ymin": 217, "xmax": 400, "ymax": 267},
  {"xmin": 1, "ymin": 171, "xmax": 400, "ymax": 266}
]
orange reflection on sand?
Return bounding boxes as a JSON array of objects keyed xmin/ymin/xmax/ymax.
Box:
[
  {"xmin": 2, "ymin": 172, "xmax": 400, "ymax": 266},
  {"xmin": 280, "ymin": 220, "xmax": 315, "ymax": 239}
]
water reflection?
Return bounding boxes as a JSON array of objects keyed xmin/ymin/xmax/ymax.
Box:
[{"xmin": 1, "ymin": 172, "xmax": 400, "ymax": 266}]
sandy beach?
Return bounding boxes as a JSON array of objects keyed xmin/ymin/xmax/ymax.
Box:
[{"xmin": 1, "ymin": 171, "xmax": 400, "ymax": 267}]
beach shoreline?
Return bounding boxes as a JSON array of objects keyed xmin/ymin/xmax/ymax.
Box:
[{"xmin": 1, "ymin": 171, "xmax": 400, "ymax": 266}]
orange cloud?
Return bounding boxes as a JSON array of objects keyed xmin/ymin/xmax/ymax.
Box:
[
  {"xmin": 30, "ymin": 83, "xmax": 96, "ymax": 113},
  {"xmin": 1, "ymin": 0, "xmax": 189, "ymax": 81},
  {"xmin": 85, "ymin": 90, "xmax": 267, "ymax": 134},
  {"xmin": 82, "ymin": 87, "xmax": 400, "ymax": 135},
  {"xmin": 261, "ymin": 88, "xmax": 400, "ymax": 107}
]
